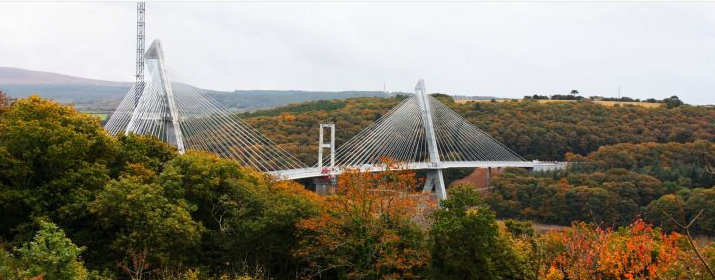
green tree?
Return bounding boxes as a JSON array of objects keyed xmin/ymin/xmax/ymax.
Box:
[
  {"xmin": 643, "ymin": 188, "xmax": 715, "ymax": 236},
  {"xmin": 0, "ymin": 96, "xmax": 118, "ymax": 240},
  {"xmin": 15, "ymin": 220, "xmax": 89, "ymax": 280},
  {"xmin": 430, "ymin": 186, "xmax": 526, "ymax": 280},
  {"xmin": 89, "ymin": 175, "xmax": 202, "ymax": 269},
  {"xmin": 646, "ymin": 194, "xmax": 684, "ymax": 233},
  {"xmin": 684, "ymin": 188, "xmax": 715, "ymax": 234},
  {"xmin": 0, "ymin": 246, "xmax": 20, "ymax": 279},
  {"xmin": 664, "ymin": 95, "xmax": 684, "ymax": 109},
  {"xmin": 111, "ymin": 133, "xmax": 176, "ymax": 176},
  {"xmin": 431, "ymin": 93, "xmax": 455, "ymax": 105},
  {"xmin": 159, "ymin": 152, "xmax": 319, "ymax": 277}
]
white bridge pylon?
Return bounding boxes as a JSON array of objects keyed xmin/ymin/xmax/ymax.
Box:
[
  {"xmin": 105, "ymin": 39, "xmax": 306, "ymax": 172},
  {"xmin": 309, "ymin": 79, "xmax": 529, "ymax": 199},
  {"xmin": 416, "ymin": 79, "xmax": 446, "ymax": 199}
]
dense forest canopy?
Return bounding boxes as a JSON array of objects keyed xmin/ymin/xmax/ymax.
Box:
[
  {"xmin": 483, "ymin": 140, "xmax": 715, "ymax": 233},
  {"xmin": 460, "ymin": 99, "xmax": 715, "ymax": 160}
]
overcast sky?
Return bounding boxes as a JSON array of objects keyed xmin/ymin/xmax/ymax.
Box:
[{"xmin": 1, "ymin": 2, "xmax": 715, "ymax": 104}]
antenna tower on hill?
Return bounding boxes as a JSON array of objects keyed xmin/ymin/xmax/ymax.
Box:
[{"xmin": 135, "ymin": 2, "xmax": 146, "ymax": 105}]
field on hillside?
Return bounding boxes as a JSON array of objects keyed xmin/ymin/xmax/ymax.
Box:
[
  {"xmin": 81, "ymin": 111, "xmax": 108, "ymax": 122},
  {"xmin": 457, "ymin": 98, "xmax": 663, "ymax": 108}
]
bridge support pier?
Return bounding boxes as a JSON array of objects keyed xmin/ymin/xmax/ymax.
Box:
[
  {"xmin": 422, "ymin": 169, "xmax": 447, "ymax": 200},
  {"xmin": 314, "ymin": 177, "xmax": 336, "ymax": 195},
  {"xmin": 486, "ymin": 167, "xmax": 491, "ymax": 190}
]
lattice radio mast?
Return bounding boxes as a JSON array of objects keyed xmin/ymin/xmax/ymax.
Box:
[{"xmin": 134, "ymin": 2, "xmax": 146, "ymax": 106}]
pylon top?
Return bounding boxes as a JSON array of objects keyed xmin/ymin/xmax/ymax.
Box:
[
  {"xmin": 145, "ymin": 39, "xmax": 163, "ymax": 59},
  {"xmin": 415, "ymin": 78, "xmax": 426, "ymax": 94}
]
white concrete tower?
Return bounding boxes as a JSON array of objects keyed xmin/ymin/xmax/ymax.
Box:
[{"xmin": 415, "ymin": 79, "xmax": 447, "ymax": 199}]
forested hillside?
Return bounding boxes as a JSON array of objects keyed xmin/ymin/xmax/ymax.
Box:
[
  {"xmin": 459, "ymin": 99, "xmax": 715, "ymax": 160},
  {"xmin": 242, "ymin": 95, "xmax": 715, "ymax": 164},
  {"xmin": 486, "ymin": 140, "xmax": 715, "ymax": 233},
  {"xmin": 210, "ymin": 90, "xmax": 398, "ymax": 111}
]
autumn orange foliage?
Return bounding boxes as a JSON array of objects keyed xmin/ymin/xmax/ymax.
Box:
[
  {"xmin": 294, "ymin": 158, "xmax": 433, "ymax": 279},
  {"xmin": 542, "ymin": 219, "xmax": 690, "ymax": 280}
]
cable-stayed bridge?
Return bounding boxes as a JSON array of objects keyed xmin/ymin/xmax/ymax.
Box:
[
  {"xmin": 105, "ymin": 40, "xmax": 306, "ymax": 172},
  {"xmin": 106, "ymin": 39, "xmax": 563, "ymax": 199}
]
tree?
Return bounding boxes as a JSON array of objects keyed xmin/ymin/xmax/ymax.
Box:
[
  {"xmin": 160, "ymin": 151, "xmax": 319, "ymax": 277},
  {"xmin": 294, "ymin": 166, "xmax": 430, "ymax": 279},
  {"xmin": 570, "ymin": 90, "xmax": 579, "ymax": 96},
  {"xmin": 656, "ymin": 196, "xmax": 715, "ymax": 279},
  {"xmin": 89, "ymin": 175, "xmax": 202, "ymax": 271},
  {"xmin": 542, "ymin": 220, "xmax": 686, "ymax": 279},
  {"xmin": 430, "ymin": 186, "xmax": 526, "ymax": 280},
  {"xmin": 111, "ymin": 133, "xmax": 176, "ymax": 176},
  {"xmin": 664, "ymin": 95, "xmax": 684, "ymax": 109},
  {"xmin": 0, "ymin": 90, "xmax": 10, "ymax": 113},
  {"xmin": 645, "ymin": 194, "xmax": 682, "ymax": 232},
  {"xmin": 647, "ymin": 188, "xmax": 715, "ymax": 236},
  {"xmin": 431, "ymin": 93, "xmax": 455, "ymax": 105},
  {"xmin": 543, "ymin": 220, "xmax": 693, "ymax": 279},
  {"xmin": 683, "ymin": 188, "xmax": 715, "ymax": 234},
  {"xmin": 13, "ymin": 220, "xmax": 89, "ymax": 280},
  {"xmin": 0, "ymin": 96, "xmax": 118, "ymax": 240}
]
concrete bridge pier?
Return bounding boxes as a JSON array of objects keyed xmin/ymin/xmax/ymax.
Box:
[
  {"xmin": 314, "ymin": 176, "xmax": 337, "ymax": 195},
  {"xmin": 423, "ymin": 169, "xmax": 447, "ymax": 199}
]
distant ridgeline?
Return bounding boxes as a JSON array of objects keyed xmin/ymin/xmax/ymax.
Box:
[
  {"xmin": 2, "ymin": 84, "xmax": 129, "ymax": 111},
  {"xmin": 0, "ymin": 67, "xmax": 403, "ymax": 111},
  {"xmin": 207, "ymin": 90, "xmax": 405, "ymax": 112},
  {"xmin": 3, "ymin": 83, "xmax": 406, "ymax": 112}
]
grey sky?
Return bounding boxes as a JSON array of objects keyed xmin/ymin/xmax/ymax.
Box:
[{"xmin": 1, "ymin": 2, "xmax": 715, "ymax": 104}]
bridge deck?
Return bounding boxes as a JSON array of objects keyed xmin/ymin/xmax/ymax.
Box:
[{"xmin": 268, "ymin": 161, "xmax": 566, "ymax": 181}]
